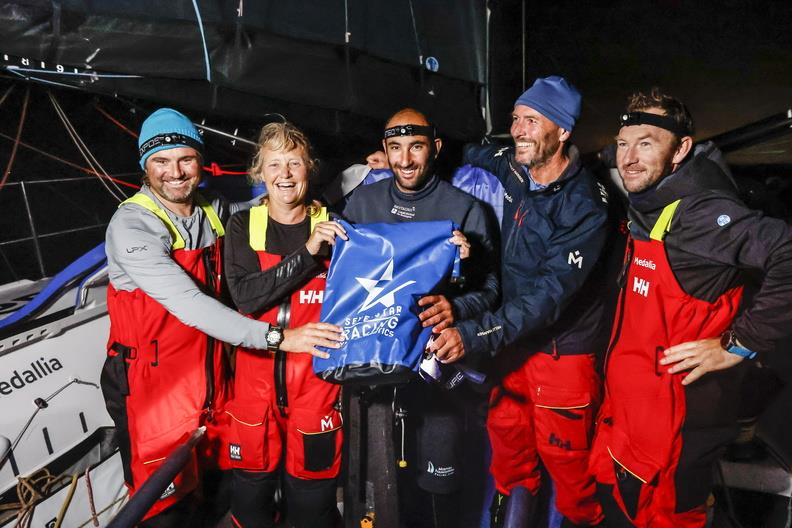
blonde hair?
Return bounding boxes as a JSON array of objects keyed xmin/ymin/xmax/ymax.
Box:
[{"xmin": 248, "ymin": 121, "xmax": 318, "ymax": 185}]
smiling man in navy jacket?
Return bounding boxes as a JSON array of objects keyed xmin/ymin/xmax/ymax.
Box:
[{"xmin": 432, "ymin": 76, "xmax": 609, "ymax": 528}]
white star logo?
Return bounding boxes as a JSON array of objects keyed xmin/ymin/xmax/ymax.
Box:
[{"xmin": 355, "ymin": 259, "xmax": 416, "ymax": 312}]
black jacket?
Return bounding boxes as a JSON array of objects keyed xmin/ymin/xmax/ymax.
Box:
[
  {"xmin": 457, "ymin": 144, "xmax": 611, "ymax": 365},
  {"xmin": 627, "ymin": 144, "xmax": 792, "ymax": 355}
]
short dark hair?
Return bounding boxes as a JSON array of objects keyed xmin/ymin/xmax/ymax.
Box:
[{"xmin": 626, "ymin": 87, "xmax": 694, "ymax": 137}]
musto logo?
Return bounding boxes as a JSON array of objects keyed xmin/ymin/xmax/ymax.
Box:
[{"xmin": 342, "ymin": 259, "xmax": 414, "ymax": 341}]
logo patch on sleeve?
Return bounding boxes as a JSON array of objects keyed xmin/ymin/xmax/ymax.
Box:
[
  {"xmin": 229, "ymin": 443, "xmax": 242, "ymax": 461},
  {"xmin": 159, "ymin": 481, "xmax": 176, "ymax": 500}
]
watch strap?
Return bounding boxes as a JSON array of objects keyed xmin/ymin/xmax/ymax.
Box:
[{"xmin": 726, "ymin": 343, "xmax": 757, "ymax": 360}]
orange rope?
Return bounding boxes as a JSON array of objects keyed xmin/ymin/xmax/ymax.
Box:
[
  {"xmin": 94, "ymin": 103, "xmax": 138, "ymax": 139},
  {"xmin": 0, "ymin": 85, "xmax": 30, "ymax": 191},
  {"xmin": 204, "ymin": 161, "xmax": 248, "ymax": 176},
  {"xmin": 0, "ymin": 131, "xmax": 140, "ymax": 189}
]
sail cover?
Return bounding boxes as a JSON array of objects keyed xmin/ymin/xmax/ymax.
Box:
[{"xmin": 0, "ymin": 0, "xmax": 487, "ymax": 140}]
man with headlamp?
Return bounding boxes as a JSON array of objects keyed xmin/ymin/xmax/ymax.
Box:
[
  {"xmin": 589, "ymin": 88, "xmax": 792, "ymax": 527},
  {"xmin": 343, "ymin": 107, "xmax": 500, "ymax": 527}
]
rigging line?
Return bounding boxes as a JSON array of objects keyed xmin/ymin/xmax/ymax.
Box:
[
  {"xmin": 5, "ymin": 66, "xmax": 142, "ymax": 79},
  {"xmin": 0, "ymin": 130, "xmax": 139, "ymax": 188},
  {"xmin": 0, "ymin": 132, "xmax": 139, "ymax": 189},
  {"xmin": 406, "ymin": 0, "xmax": 423, "ymax": 65},
  {"xmin": 94, "ymin": 103, "xmax": 138, "ymax": 139},
  {"xmin": 48, "ymin": 92, "xmax": 124, "ymax": 201},
  {"xmin": 521, "ymin": 0, "xmax": 526, "ymax": 91},
  {"xmin": 194, "ymin": 122, "xmax": 257, "ymax": 147},
  {"xmin": 48, "ymin": 92, "xmax": 128, "ymax": 200},
  {"xmin": 0, "ymin": 83, "xmax": 15, "ymax": 109},
  {"xmin": 48, "ymin": 93, "xmax": 126, "ymax": 202},
  {"xmin": 0, "ymin": 85, "xmax": 30, "ymax": 192},
  {"xmin": 4, "ymin": 67, "xmax": 84, "ymax": 91},
  {"xmin": 191, "ymin": 0, "xmax": 213, "ymax": 83}
]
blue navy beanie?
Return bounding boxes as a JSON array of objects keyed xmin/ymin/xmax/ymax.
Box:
[
  {"xmin": 514, "ymin": 76, "xmax": 582, "ymax": 132},
  {"xmin": 138, "ymin": 108, "xmax": 203, "ymax": 169}
]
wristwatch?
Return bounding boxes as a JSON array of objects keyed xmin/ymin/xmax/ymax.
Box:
[
  {"xmin": 720, "ymin": 329, "xmax": 757, "ymax": 359},
  {"xmin": 265, "ymin": 326, "xmax": 284, "ymax": 351}
]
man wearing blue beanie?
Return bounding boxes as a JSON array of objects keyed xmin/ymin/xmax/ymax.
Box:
[
  {"xmin": 430, "ymin": 76, "xmax": 609, "ymax": 527},
  {"xmin": 102, "ymin": 108, "xmax": 342, "ymax": 526}
]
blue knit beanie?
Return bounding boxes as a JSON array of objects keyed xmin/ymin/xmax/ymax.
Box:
[
  {"xmin": 514, "ymin": 76, "xmax": 582, "ymax": 132},
  {"xmin": 138, "ymin": 108, "xmax": 203, "ymax": 169}
]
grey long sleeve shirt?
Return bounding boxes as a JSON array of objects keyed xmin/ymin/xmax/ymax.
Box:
[{"xmin": 105, "ymin": 185, "xmax": 272, "ymax": 348}]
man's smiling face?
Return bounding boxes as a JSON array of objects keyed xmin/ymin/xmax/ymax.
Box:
[{"xmin": 616, "ymin": 108, "xmax": 680, "ymax": 193}]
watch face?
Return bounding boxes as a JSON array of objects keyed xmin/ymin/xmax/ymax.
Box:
[
  {"xmin": 720, "ymin": 330, "xmax": 734, "ymax": 349},
  {"xmin": 267, "ymin": 329, "xmax": 281, "ymax": 345}
]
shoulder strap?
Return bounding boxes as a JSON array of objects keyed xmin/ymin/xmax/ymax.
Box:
[
  {"xmin": 249, "ymin": 204, "xmax": 269, "ymax": 251},
  {"xmin": 649, "ymin": 199, "xmax": 681, "ymax": 241},
  {"xmin": 195, "ymin": 193, "xmax": 225, "ymax": 238},
  {"xmin": 122, "ymin": 192, "xmax": 225, "ymax": 249},
  {"xmin": 122, "ymin": 193, "xmax": 185, "ymax": 250},
  {"xmin": 249, "ymin": 204, "xmax": 329, "ymax": 251}
]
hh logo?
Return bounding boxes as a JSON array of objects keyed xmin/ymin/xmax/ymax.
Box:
[
  {"xmin": 548, "ymin": 432, "xmax": 572, "ymax": 450},
  {"xmin": 633, "ymin": 277, "xmax": 650, "ymax": 297},
  {"xmin": 229, "ymin": 444, "xmax": 242, "ymax": 461},
  {"xmin": 568, "ymin": 250, "xmax": 583, "ymax": 269},
  {"xmin": 299, "ymin": 290, "xmax": 324, "ymax": 304}
]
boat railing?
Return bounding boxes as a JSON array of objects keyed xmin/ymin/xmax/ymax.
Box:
[
  {"xmin": 0, "ymin": 177, "xmax": 115, "ymax": 281},
  {"xmin": 0, "ymin": 242, "xmax": 106, "ymax": 335}
]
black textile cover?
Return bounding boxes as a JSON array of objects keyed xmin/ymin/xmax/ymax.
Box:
[{"xmin": 0, "ymin": 0, "xmax": 486, "ymax": 140}]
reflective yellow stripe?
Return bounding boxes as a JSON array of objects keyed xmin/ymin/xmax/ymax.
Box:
[
  {"xmin": 122, "ymin": 194, "xmax": 185, "ymax": 250},
  {"xmin": 249, "ymin": 204, "xmax": 269, "ymax": 251},
  {"xmin": 607, "ymin": 447, "xmax": 648, "ymax": 484},
  {"xmin": 196, "ymin": 194, "xmax": 225, "ymax": 237},
  {"xmin": 535, "ymin": 402, "xmax": 590, "ymax": 410},
  {"xmin": 649, "ymin": 199, "xmax": 681, "ymax": 241},
  {"xmin": 122, "ymin": 192, "xmax": 224, "ymax": 249},
  {"xmin": 142, "ymin": 456, "xmax": 167, "ymax": 465},
  {"xmin": 310, "ymin": 206, "xmax": 330, "ymax": 231},
  {"xmin": 225, "ymin": 410, "xmax": 263, "ymax": 427},
  {"xmin": 249, "ymin": 204, "xmax": 328, "ymax": 251}
]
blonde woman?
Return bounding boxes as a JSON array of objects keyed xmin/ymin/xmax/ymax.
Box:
[{"xmin": 223, "ymin": 122, "xmax": 347, "ymax": 528}]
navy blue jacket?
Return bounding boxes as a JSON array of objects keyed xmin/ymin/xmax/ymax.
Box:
[{"xmin": 457, "ymin": 144, "xmax": 611, "ymax": 366}]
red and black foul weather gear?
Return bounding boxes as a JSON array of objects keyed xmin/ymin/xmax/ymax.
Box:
[
  {"xmin": 591, "ymin": 200, "xmax": 743, "ymax": 527},
  {"xmin": 488, "ymin": 352, "xmax": 602, "ymax": 526},
  {"xmin": 223, "ymin": 204, "xmax": 342, "ymax": 528},
  {"xmin": 101, "ymin": 193, "xmax": 231, "ymax": 521}
]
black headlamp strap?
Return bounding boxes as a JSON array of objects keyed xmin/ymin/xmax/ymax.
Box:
[
  {"xmin": 139, "ymin": 133, "xmax": 204, "ymax": 159},
  {"xmin": 383, "ymin": 123, "xmax": 436, "ymax": 139},
  {"xmin": 619, "ymin": 112, "xmax": 691, "ymax": 137}
]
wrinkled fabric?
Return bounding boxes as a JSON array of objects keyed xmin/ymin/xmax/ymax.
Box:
[{"xmin": 314, "ymin": 220, "xmax": 457, "ymax": 384}]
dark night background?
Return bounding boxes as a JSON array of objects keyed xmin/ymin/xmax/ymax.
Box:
[{"xmin": 1, "ymin": 0, "xmax": 791, "ymax": 284}]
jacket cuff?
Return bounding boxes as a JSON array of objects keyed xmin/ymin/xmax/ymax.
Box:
[{"xmin": 457, "ymin": 320, "xmax": 484, "ymax": 364}]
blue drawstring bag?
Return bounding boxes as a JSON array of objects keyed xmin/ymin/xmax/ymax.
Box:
[{"xmin": 313, "ymin": 220, "xmax": 458, "ymax": 385}]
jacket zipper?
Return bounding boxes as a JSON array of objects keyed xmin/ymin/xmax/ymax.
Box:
[
  {"xmin": 201, "ymin": 247, "xmax": 217, "ymax": 419},
  {"xmin": 603, "ymin": 237, "xmax": 633, "ymax": 371}
]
